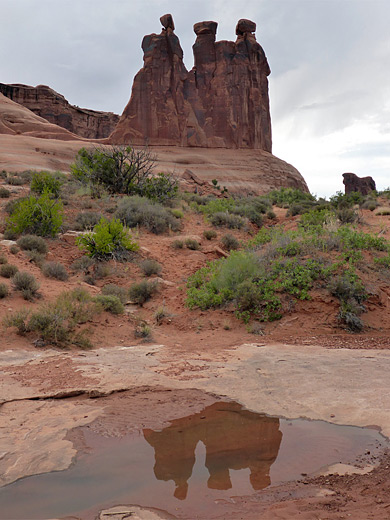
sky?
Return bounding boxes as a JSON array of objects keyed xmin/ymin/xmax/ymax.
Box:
[{"xmin": 1, "ymin": 0, "xmax": 389, "ymax": 197}]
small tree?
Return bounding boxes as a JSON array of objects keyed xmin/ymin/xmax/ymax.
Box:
[{"xmin": 71, "ymin": 145, "xmax": 156, "ymax": 196}]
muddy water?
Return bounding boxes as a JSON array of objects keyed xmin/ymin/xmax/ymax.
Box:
[{"xmin": 0, "ymin": 401, "xmax": 385, "ymax": 519}]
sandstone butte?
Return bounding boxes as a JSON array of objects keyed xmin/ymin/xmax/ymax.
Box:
[
  {"xmin": 0, "ymin": 15, "xmax": 309, "ymax": 195},
  {"xmin": 0, "ymin": 83, "xmax": 119, "ymax": 139}
]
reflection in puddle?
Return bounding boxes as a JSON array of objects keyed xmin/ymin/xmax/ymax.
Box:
[
  {"xmin": 0, "ymin": 401, "xmax": 385, "ymax": 520},
  {"xmin": 143, "ymin": 402, "xmax": 282, "ymax": 499}
]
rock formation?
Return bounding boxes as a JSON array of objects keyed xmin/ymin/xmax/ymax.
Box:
[
  {"xmin": 343, "ymin": 172, "xmax": 376, "ymax": 196},
  {"xmin": 110, "ymin": 15, "xmax": 272, "ymax": 150},
  {"xmin": 0, "ymin": 83, "xmax": 119, "ymax": 139},
  {"xmin": 0, "ymin": 92, "xmax": 83, "ymax": 141}
]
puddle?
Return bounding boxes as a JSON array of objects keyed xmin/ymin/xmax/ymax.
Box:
[{"xmin": 0, "ymin": 401, "xmax": 385, "ymax": 519}]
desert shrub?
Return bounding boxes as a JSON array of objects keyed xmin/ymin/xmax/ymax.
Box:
[
  {"xmin": 73, "ymin": 211, "xmax": 101, "ymax": 230},
  {"xmin": 186, "ymin": 250, "xmax": 328, "ymax": 322},
  {"xmin": 330, "ymin": 191, "xmax": 364, "ymax": 209},
  {"xmin": 203, "ymin": 229, "xmax": 217, "ymax": 240},
  {"xmin": 30, "ymin": 171, "xmax": 63, "ymax": 197},
  {"xmin": 0, "ymin": 264, "xmax": 19, "ymax": 278},
  {"xmin": 0, "ymin": 187, "xmax": 11, "ymax": 198},
  {"xmin": 171, "ymin": 239, "xmax": 184, "ymax": 249},
  {"xmin": 17, "ymin": 235, "xmax": 48, "ymax": 254},
  {"xmin": 12, "ymin": 271, "xmax": 40, "ymax": 300},
  {"xmin": 134, "ymin": 321, "xmax": 152, "ymax": 339},
  {"xmin": 267, "ymin": 210, "xmax": 276, "ymax": 220},
  {"xmin": 267, "ymin": 187, "xmax": 316, "ymax": 207},
  {"xmin": 4, "ymin": 288, "xmax": 100, "ymax": 347},
  {"xmin": 115, "ymin": 196, "xmax": 181, "ymax": 234},
  {"xmin": 337, "ymin": 207, "xmax": 358, "ymax": 224},
  {"xmin": 4, "ymin": 197, "xmax": 27, "ymax": 215},
  {"xmin": 41, "ymin": 261, "xmax": 69, "ymax": 281},
  {"xmin": 185, "ymin": 238, "xmax": 200, "ymax": 250},
  {"xmin": 6, "ymin": 191, "xmax": 63, "ymax": 237},
  {"xmin": 221, "ymin": 233, "xmax": 239, "ymax": 251},
  {"xmin": 361, "ymin": 199, "xmax": 379, "ymax": 211},
  {"xmin": 71, "ymin": 145, "xmax": 156, "ymax": 196},
  {"xmin": 374, "ymin": 255, "xmax": 390, "ymax": 268},
  {"xmin": 328, "ymin": 270, "xmax": 366, "ymax": 305},
  {"xmin": 101, "ymin": 283, "xmax": 128, "ymax": 304},
  {"xmin": 170, "ymin": 208, "xmax": 184, "ymax": 219},
  {"xmin": 3, "ymin": 309, "xmax": 30, "ymax": 335},
  {"xmin": 71, "ymin": 256, "xmax": 94, "ymax": 272},
  {"xmin": 138, "ymin": 172, "xmax": 178, "ymax": 204},
  {"xmin": 25, "ymin": 251, "xmax": 46, "ymax": 266},
  {"xmin": 140, "ymin": 258, "xmax": 162, "ymax": 277},
  {"xmin": 0, "ymin": 283, "xmax": 9, "ymax": 298},
  {"xmin": 299, "ymin": 208, "xmax": 334, "ymax": 230},
  {"xmin": 93, "ymin": 294, "xmax": 124, "ymax": 315},
  {"xmin": 338, "ymin": 309, "xmax": 364, "ymax": 332},
  {"xmin": 76, "ymin": 217, "xmax": 139, "ymax": 260},
  {"xmin": 375, "ymin": 207, "xmax": 390, "ymax": 216},
  {"xmin": 154, "ymin": 305, "xmax": 171, "ymax": 324},
  {"xmin": 9, "ymin": 244, "xmax": 19, "ymax": 255},
  {"xmin": 7, "ymin": 176, "xmax": 25, "ymax": 186},
  {"xmin": 128, "ymin": 279, "xmax": 158, "ymax": 305},
  {"xmin": 336, "ymin": 226, "xmax": 388, "ymax": 252},
  {"xmin": 0, "ymin": 254, "xmax": 7, "ymax": 264},
  {"xmin": 210, "ymin": 212, "xmax": 246, "ymax": 229}
]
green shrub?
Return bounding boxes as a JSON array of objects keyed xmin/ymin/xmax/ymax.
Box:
[
  {"xmin": 3, "ymin": 309, "xmax": 30, "ymax": 335},
  {"xmin": 0, "ymin": 264, "xmax": 18, "ymax": 278},
  {"xmin": 221, "ymin": 233, "xmax": 239, "ymax": 251},
  {"xmin": 115, "ymin": 196, "xmax": 181, "ymax": 234},
  {"xmin": 185, "ymin": 238, "xmax": 200, "ymax": 250},
  {"xmin": 170, "ymin": 208, "xmax": 184, "ymax": 219},
  {"xmin": 203, "ymin": 229, "xmax": 217, "ymax": 240},
  {"xmin": 154, "ymin": 305, "xmax": 170, "ymax": 324},
  {"xmin": 17, "ymin": 235, "xmax": 48, "ymax": 254},
  {"xmin": 73, "ymin": 211, "xmax": 101, "ymax": 230},
  {"xmin": 101, "ymin": 283, "xmax": 128, "ymax": 304},
  {"xmin": 267, "ymin": 210, "xmax": 276, "ymax": 220},
  {"xmin": 267, "ymin": 187, "xmax": 316, "ymax": 207},
  {"xmin": 140, "ymin": 259, "xmax": 162, "ymax": 276},
  {"xmin": 93, "ymin": 294, "xmax": 124, "ymax": 315},
  {"xmin": 76, "ymin": 217, "xmax": 139, "ymax": 260},
  {"xmin": 12, "ymin": 271, "xmax": 40, "ymax": 300},
  {"xmin": 210, "ymin": 212, "xmax": 246, "ymax": 229},
  {"xmin": 30, "ymin": 171, "xmax": 63, "ymax": 197},
  {"xmin": 6, "ymin": 191, "xmax": 63, "ymax": 237},
  {"xmin": 138, "ymin": 172, "xmax": 178, "ymax": 204},
  {"xmin": 128, "ymin": 279, "xmax": 158, "ymax": 306},
  {"xmin": 41, "ymin": 262, "xmax": 69, "ymax": 281},
  {"xmin": 0, "ymin": 283, "xmax": 9, "ymax": 298},
  {"xmin": 0, "ymin": 187, "xmax": 11, "ymax": 198}
]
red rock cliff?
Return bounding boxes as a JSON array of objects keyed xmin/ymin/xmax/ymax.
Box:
[
  {"xmin": 110, "ymin": 15, "xmax": 272, "ymax": 151},
  {"xmin": 0, "ymin": 83, "xmax": 119, "ymax": 139}
]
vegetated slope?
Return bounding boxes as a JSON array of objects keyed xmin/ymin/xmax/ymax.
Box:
[{"xmin": 1, "ymin": 166, "xmax": 390, "ymax": 352}]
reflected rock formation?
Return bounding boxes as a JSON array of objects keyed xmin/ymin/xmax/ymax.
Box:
[
  {"xmin": 143, "ymin": 401, "xmax": 282, "ymax": 500},
  {"xmin": 110, "ymin": 15, "xmax": 272, "ymax": 151}
]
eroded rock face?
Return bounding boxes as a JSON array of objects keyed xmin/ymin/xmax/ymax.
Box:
[
  {"xmin": 110, "ymin": 15, "xmax": 272, "ymax": 151},
  {"xmin": 0, "ymin": 83, "xmax": 119, "ymax": 139},
  {"xmin": 343, "ymin": 172, "xmax": 376, "ymax": 196}
]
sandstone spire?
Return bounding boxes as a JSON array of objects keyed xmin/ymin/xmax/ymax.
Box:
[{"xmin": 110, "ymin": 15, "xmax": 272, "ymax": 150}]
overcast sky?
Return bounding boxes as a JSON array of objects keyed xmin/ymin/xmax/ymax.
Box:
[{"xmin": 1, "ymin": 0, "xmax": 389, "ymax": 197}]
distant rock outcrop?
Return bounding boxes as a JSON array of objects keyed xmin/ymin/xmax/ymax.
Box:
[
  {"xmin": 110, "ymin": 15, "xmax": 272, "ymax": 150},
  {"xmin": 343, "ymin": 172, "xmax": 376, "ymax": 196},
  {"xmin": 0, "ymin": 83, "xmax": 119, "ymax": 139}
]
